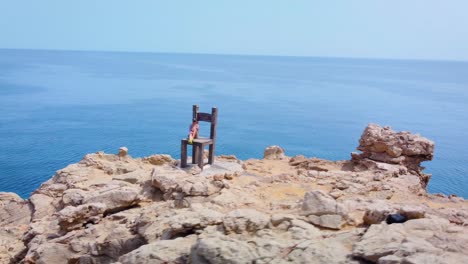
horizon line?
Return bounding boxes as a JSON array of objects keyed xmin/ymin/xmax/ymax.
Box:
[{"xmin": 1, "ymin": 47, "xmax": 467, "ymax": 64}]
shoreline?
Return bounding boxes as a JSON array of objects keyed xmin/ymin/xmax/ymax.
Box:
[{"xmin": 1, "ymin": 124, "xmax": 467, "ymax": 263}]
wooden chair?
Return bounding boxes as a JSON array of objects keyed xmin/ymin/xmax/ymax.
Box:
[{"xmin": 181, "ymin": 105, "xmax": 218, "ymax": 170}]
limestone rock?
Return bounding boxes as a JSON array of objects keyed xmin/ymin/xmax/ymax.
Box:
[
  {"xmin": 0, "ymin": 229, "xmax": 27, "ymax": 264},
  {"xmin": 79, "ymin": 152, "xmax": 139, "ymax": 175},
  {"xmin": 302, "ymin": 190, "xmax": 346, "ymax": 216},
  {"xmin": 62, "ymin": 189, "xmax": 87, "ymax": 206},
  {"xmin": 118, "ymin": 147, "xmax": 128, "ymax": 157},
  {"xmin": 223, "ymin": 209, "xmax": 270, "ymax": 234},
  {"xmin": 143, "ymin": 154, "xmax": 175, "ymax": 165},
  {"xmin": 289, "ymin": 155, "xmax": 308, "ymax": 166},
  {"xmin": 363, "ymin": 202, "xmax": 427, "ymax": 225},
  {"xmin": 308, "ymin": 214, "xmax": 343, "ymax": 230},
  {"xmin": 151, "ymin": 166, "xmax": 224, "ymax": 198},
  {"xmin": 263, "ymin": 145, "xmax": 286, "ymax": 160},
  {"xmin": 354, "ymin": 124, "xmax": 434, "ymax": 188},
  {"xmin": 57, "ymin": 203, "xmax": 106, "ymax": 231},
  {"xmin": 113, "ymin": 169, "xmax": 150, "ymax": 184},
  {"xmin": 353, "ymin": 217, "xmax": 468, "ymax": 263},
  {"xmin": 119, "ymin": 236, "xmax": 196, "ymax": 264},
  {"xmin": 25, "ymin": 243, "xmax": 71, "ymax": 264},
  {"xmin": 287, "ymin": 219, "xmax": 322, "ymax": 240},
  {"xmin": 363, "ymin": 201, "xmax": 392, "ymax": 225},
  {"xmin": 0, "ymin": 192, "xmax": 32, "ymax": 226},
  {"xmin": 281, "ymin": 239, "xmax": 351, "ymax": 264},
  {"xmin": 190, "ymin": 233, "xmax": 260, "ymax": 263},
  {"xmin": 95, "ymin": 224, "xmax": 145, "ymax": 260},
  {"xmin": 84, "ymin": 186, "xmax": 140, "ymax": 213},
  {"xmin": 0, "ymin": 192, "xmax": 33, "ymax": 263},
  {"xmin": 29, "ymin": 193, "xmax": 56, "ymax": 221},
  {"xmin": 136, "ymin": 207, "xmax": 224, "ymax": 242}
]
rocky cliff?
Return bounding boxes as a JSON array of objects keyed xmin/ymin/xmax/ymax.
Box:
[{"xmin": 1, "ymin": 124, "xmax": 467, "ymax": 264}]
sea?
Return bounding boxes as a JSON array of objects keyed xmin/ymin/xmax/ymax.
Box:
[{"xmin": 1, "ymin": 49, "xmax": 467, "ymax": 199}]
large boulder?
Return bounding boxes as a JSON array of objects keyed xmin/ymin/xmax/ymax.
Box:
[
  {"xmin": 302, "ymin": 190, "xmax": 346, "ymax": 216},
  {"xmin": 302, "ymin": 190, "xmax": 346, "ymax": 229},
  {"xmin": 263, "ymin": 146, "xmax": 286, "ymax": 160},
  {"xmin": 301, "ymin": 190, "xmax": 347, "ymax": 230},
  {"xmin": 354, "ymin": 124, "xmax": 434, "ymax": 187},
  {"xmin": 84, "ymin": 186, "xmax": 141, "ymax": 214}
]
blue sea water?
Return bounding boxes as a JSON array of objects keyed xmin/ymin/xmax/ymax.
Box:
[{"xmin": 0, "ymin": 49, "xmax": 467, "ymax": 198}]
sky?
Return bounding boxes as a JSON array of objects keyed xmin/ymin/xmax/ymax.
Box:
[{"xmin": 1, "ymin": 1, "xmax": 468, "ymax": 61}]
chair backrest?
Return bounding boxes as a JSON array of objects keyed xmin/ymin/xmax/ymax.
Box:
[{"xmin": 192, "ymin": 105, "xmax": 218, "ymax": 141}]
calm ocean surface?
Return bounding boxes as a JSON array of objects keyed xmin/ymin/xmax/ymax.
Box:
[{"xmin": 1, "ymin": 49, "xmax": 467, "ymax": 198}]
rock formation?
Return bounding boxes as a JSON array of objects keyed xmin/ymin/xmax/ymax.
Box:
[
  {"xmin": 0, "ymin": 124, "xmax": 467, "ymax": 264},
  {"xmin": 263, "ymin": 145, "xmax": 286, "ymax": 160},
  {"xmin": 352, "ymin": 124, "xmax": 435, "ymax": 187}
]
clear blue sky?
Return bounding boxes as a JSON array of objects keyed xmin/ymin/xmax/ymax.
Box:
[{"xmin": 1, "ymin": 1, "xmax": 468, "ymax": 61}]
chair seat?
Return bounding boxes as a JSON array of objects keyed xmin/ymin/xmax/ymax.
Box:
[
  {"xmin": 182, "ymin": 138, "xmax": 213, "ymax": 144},
  {"xmin": 193, "ymin": 138, "xmax": 213, "ymax": 144}
]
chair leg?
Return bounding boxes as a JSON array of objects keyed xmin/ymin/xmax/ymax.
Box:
[
  {"xmin": 181, "ymin": 140, "xmax": 187, "ymax": 168},
  {"xmin": 192, "ymin": 144, "xmax": 197, "ymax": 164},
  {"xmin": 208, "ymin": 143, "xmax": 215, "ymax": 164},
  {"xmin": 197, "ymin": 144, "xmax": 204, "ymax": 170}
]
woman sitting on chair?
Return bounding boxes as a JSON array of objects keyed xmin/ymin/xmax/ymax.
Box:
[{"xmin": 188, "ymin": 118, "xmax": 199, "ymax": 144}]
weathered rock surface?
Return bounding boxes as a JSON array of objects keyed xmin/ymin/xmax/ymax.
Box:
[
  {"xmin": 353, "ymin": 217, "xmax": 468, "ymax": 263},
  {"xmin": 118, "ymin": 146, "xmax": 128, "ymax": 157},
  {"xmin": 353, "ymin": 124, "xmax": 435, "ymax": 187},
  {"xmin": 223, "ymin": 209, "xmax": 270, "ymax": 234},
  {"xmin": 119, "ymin": 235, "xmax": 197, "ymax": 263},
  {"xmin": 57, "ymin": 203, "xmax": 106, "ymax": 231},
  {"xmin": 302, "ymin": 190, "xmax": 347, "ymax": 229},
  {"xmin": 263, "ymin": 145, "xmax": 286, "ymax": 160},
  {"xmin": 0, "ymin": 193, "xmax": 31, "ymax": 263},
  {"xmin": 151, "ymin": 165, "xmax": 225, "ymax": 199},
  {"xmin": 0, "ymin": 125, "xmax": 467, "ymax": 264}
]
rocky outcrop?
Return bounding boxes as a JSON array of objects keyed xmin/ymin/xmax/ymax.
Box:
[
  {"xmin": 118, "ymin": 146, "xmax": 128, "ymax": 157},
  {"xmin": 263, "ymin": 145, "xmax": 286, "ymax": 160},
  {"xmin": 1, "ymin": 124, "xmax": 467, "ymax": 264},
  {"xmin": 352, "ymin": 124, "xmax": 434, "ymax": 187}
]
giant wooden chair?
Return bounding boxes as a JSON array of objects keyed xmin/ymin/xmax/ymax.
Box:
[{"xmin": 181, "ymin": 105, "xmax": 218, "ymax": 170}]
